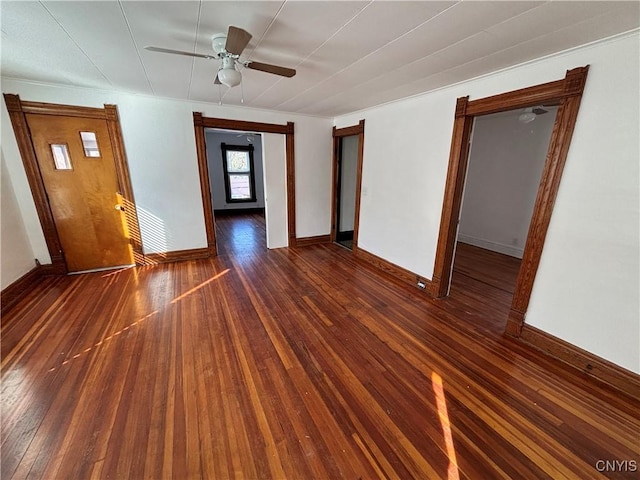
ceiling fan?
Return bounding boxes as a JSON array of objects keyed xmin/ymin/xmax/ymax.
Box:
[
  {"xmin": 518, "ymin": 105, "xmax": 550, "ymax": 123},
  {"xmin": 144, "ymin": 26, "xmax": 296, "ymax": 88}
]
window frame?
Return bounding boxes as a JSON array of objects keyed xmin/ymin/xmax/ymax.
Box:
[
  {"xmin": 79, "ymin": 131, "xmax": 102, "ymax": 158},
  {"xmin": 220, "ymin": 143, "xmax": 257, "ymax": 203},
  {"xmin": 50, "ymin": 143, "xmax": 73, "ymax": 170}
]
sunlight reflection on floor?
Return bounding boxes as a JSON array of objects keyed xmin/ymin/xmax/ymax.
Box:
[{"xmin": 432, "ymin": 371, "xmax": 460, "ymax": 480}]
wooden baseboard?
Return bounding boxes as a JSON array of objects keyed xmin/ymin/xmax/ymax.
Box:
[
  {"xmin": 144, "ymin": 247, "xmax": 210, "ymax": 265},
  {"xmin": 505, "ymin": 309, "xmax": 525, "ymax": 337},
  {"xmin": 44, "ymin": 254, "xmax": 68, "ymax": 275},
  {"xmin": 1, "ymin": 264, "xmax": 45, "ymax": 315},
  {"xmin": 356, "ymin": 248, "xmax": 432, "ymax": 293},
  {"xmin": 518, "ymin": 324, "xmax": 640, "ymax": 399},
  {"xmin": 295, "ymin": 234, "xmax": 331, "ymax": 247},
  {"xmin": 214, "ymin": 208, "xmax": 265, "ymax": 216}
]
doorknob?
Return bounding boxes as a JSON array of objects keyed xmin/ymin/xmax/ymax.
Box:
[{"xmin": 115, "ymin": 204, "xmax": 125, "ymax": 211}]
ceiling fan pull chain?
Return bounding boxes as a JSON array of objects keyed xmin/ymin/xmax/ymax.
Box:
[
  {"xmin": 218, "ymin": 83, "xmax": 222, "ymax": 105},
  {"xmin": 240, "ymin": 80, "xmax": 245, "ymax": 104}
]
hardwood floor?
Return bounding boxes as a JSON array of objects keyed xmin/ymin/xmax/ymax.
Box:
[
  {"xmin": 449, "ymin": 242, "xmax": 522, "ymax": 335},
  {"xmin": 214, "ymin": 211, "xmax": 267, "ymax": 256},
  {"xmin": 2, "ymin": 215, "xmax": 639, "ymax": 479},
  {"xmin": 453, "ymin": 242, "xmax": 521, "ymax": 295}
]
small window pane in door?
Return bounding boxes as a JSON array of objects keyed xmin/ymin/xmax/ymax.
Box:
[
  {"xmin": 229, "ymin": 174, "xmax": 252, "ymax": 200},
  {"xmin": 51, "ymin": 144, "xmax": 72, "ymax": 170},
  {"xmin": 80, "ymin": 131, "xmax": 101, "ymax": 157}
]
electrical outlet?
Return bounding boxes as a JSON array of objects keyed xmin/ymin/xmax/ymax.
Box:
[{"xmin": 417, "ymin": 281, "xmax": 426, "ymax": 289}]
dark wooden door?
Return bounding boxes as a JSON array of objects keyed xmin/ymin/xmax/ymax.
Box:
[{"xmin": 26, "ymin": 113, "xmax": 133, "ymax": 272}]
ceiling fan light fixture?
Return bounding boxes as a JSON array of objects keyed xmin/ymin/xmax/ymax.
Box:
[
  {"xmin": 518, "ymin": 107, "xmax": 536, "ymax": 124},
  {"xmin": 218, "ymin": 67, "xmax": 241, "ymax": 87}
]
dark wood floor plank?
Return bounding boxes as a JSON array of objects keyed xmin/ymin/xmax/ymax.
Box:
[{"xmin": 2, "ymin": 212, "xmax": 638, "ymax": 479}]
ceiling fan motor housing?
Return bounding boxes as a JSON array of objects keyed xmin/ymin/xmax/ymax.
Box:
[{"xmin": 211, "ymin": 33, "xmax": 227, "ymax": 57}]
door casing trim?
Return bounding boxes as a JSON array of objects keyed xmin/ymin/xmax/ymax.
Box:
[
  {"xmin": 193, "ymin": 114, "xmax": 296, "ymax": 254},
  {"xmin": 331, "ymin": 120, "xmax": 365, "ymax": 254},
  {"xmin": 3, "ymin": 94, "xmax": 144, "ymax": 273},
  {"xmin": 430, "ymin": 66, "xmax": 590, "ymax": 338}
]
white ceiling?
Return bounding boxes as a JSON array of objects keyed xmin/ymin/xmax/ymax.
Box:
[{"xmin": 1, "ymin": 1, "xmax": 638, "ymax": 117}]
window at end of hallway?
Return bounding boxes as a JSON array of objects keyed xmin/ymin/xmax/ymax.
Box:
[{"xmin": 221, "ymin": 143, "xmax": 256, "ymax": 203}]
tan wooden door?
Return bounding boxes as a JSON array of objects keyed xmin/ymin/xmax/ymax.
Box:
[{"xmin": 26, "ymin": 113, "xmax": 133, "ymax": 273}]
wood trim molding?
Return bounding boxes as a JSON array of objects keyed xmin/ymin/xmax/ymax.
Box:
[
  {"xmin": 465, "ymin": 79, "xmax": 566, "ymax": 117},
  {"xmin": 199, "ymin": 116, "xmax": 288, "ymax": 134},
  {"xmin": 431, "ymin": 67, "xmax": 590, "ymax": 341},
  {"xmin": 214, "ymin": 207, "xmax": 265, "ymax": 216},
  {"xmin": 432, "ymin": 97, "xmax": 473, "ymax": 297},
  {"xmin": 3, "ymin": 94, "xmax": 67, "ymax": 273},
  {"xmin": 331, "ymin": 120, "xmax": 365, "ymax": 251},
  {"xmin": 334, "ymin": 123, "xmax": 363, "ymax": 137},
  {"xmin": 144, "ymin": 247, "xmax": 210, "ymax": 265},
  {"xmin": 356, "ymin": 247, "xmax": 431, "ymax": 293},
  {"xmin": 286, "ymin": 122, "xmax": 297, "ymax": 247},
  {"xmin": 508, "ymin": 69, "xmax": 588, "ymax": 323},
  {"xmin": 505, "ymin": 310, "xmax": 525, "ymax": 337},
  {"xmin": 18, "ymin": 100, "xmax": 107, "ymax": 119},
  {"xmin": 294, "ymin": 235, "xmax": 331, "ymax": 247},
  {"xmin": 352, "ymin": 120, "xmax": 365, "ymax": 255},
  {"xmin": 1, "ymin": 264, "xmax": 46, "ymax": 315},
  {"xmin": 193, "ymin": 114, "xmax": 296, "ymax": 251},
  {"xmin": 519, "ymin": 324, "xmax": 640, "ymax": 399},
  {"xmin": 193, "ymin": 113, "xmax": 217, "ymax": 256},
  {"xmin": 2, "ymin": 95, "xmax": 144, "ymax": 271},
  {"xmin": 330, "ymin": 127, "xmax": 339, "ymax": 243},
  {"xmin": 104, "ymin": 104, "xmax": 144, "ymax": 264}
]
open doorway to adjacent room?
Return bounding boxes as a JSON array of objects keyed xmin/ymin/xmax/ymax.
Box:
[
  {"xmin": 205, "ymin": 129, "xmax": 266, "ymax": 256},
  {"xmin": 450, "ymin": 106, "xmax": 558, "ymax": 328},
  {"xmin": 331, "ymin": 120, "xmax": 365, "ymax": 253},
  {"xmin": 334, "ymin": 134, "xmax": 359, "ymax": 249},
  {"xmin": 431, "ymin": 67, "xmax": 589, "ymax": 337}
]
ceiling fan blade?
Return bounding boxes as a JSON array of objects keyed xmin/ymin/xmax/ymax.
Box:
[
  {"xmin": 144, "ymin": 46, "xmax": 214, "ymax": 59},
  {"xmin": 225, "ymin": 26, "xmax": 252, "ymax": 55},
  {"xmin": 532, "ymin": 107, "xmax": 548, "ymax": 115},
  {"xmin": 246, "ymin": 61, "xmax": 296, "ymax": 78}
]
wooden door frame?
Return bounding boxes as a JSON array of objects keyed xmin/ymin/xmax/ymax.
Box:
[
  {"xmin": 430, "ymin": 66, "xmax": 590, "ymax": 338},
  {"xmin": 331, "ymin": 120, "xmax": 365, "ymax": 254},
  {"xmin": 3, "ymin": 94, "xmax": 144, "ymax": 274},
  {"xmin": 193, "ymin": 113, "xmax": 296, "ymax": 254}
]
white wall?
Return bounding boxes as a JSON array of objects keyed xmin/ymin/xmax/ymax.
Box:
[
  {"xmin": 336, "ymin": 32, "xmax": 639, "ymax": 374},
  {"xmin": 262, "ymin": 133, "xmax": 288, "ymax": 249},
  {"xmin": 339, "ymin": 135, "xmax": 359, "ymax": 232},
  {"xmin": 459, "ymin": 108, "xmax": 557, "ymax": 258},
  {"xmin": 1, "ymin": 152, "xmax": 35, "ymax": 288},
  {"xmin": 1, "ymin": 80, "xmax": 333, "ymax": 260},
  {"xmin": 206, "ymin": 130, "xmax": 265, "ymax": 211}
]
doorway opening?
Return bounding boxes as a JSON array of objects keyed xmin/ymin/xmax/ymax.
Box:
[
  {"xmin": 450, "ymin": 106, "xmax": 559, "ymax": 329},
  {"xmin": 193, "ymin": 114, "xmax": 296, "ymax": 255},
  {"xmin": 335, "ymin": 134, "xmax": 359, "ymax": 249},
  {"xmin": 205, "ymin": 129, "xmax": 266, "ymax": 256},
  {"xmin": 431, "ymin": 66, "xmax": 589, "ymax": 338},
  {"xmin": 331, "ymin": 120, "xmax": 365, "ymax": 253}
]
